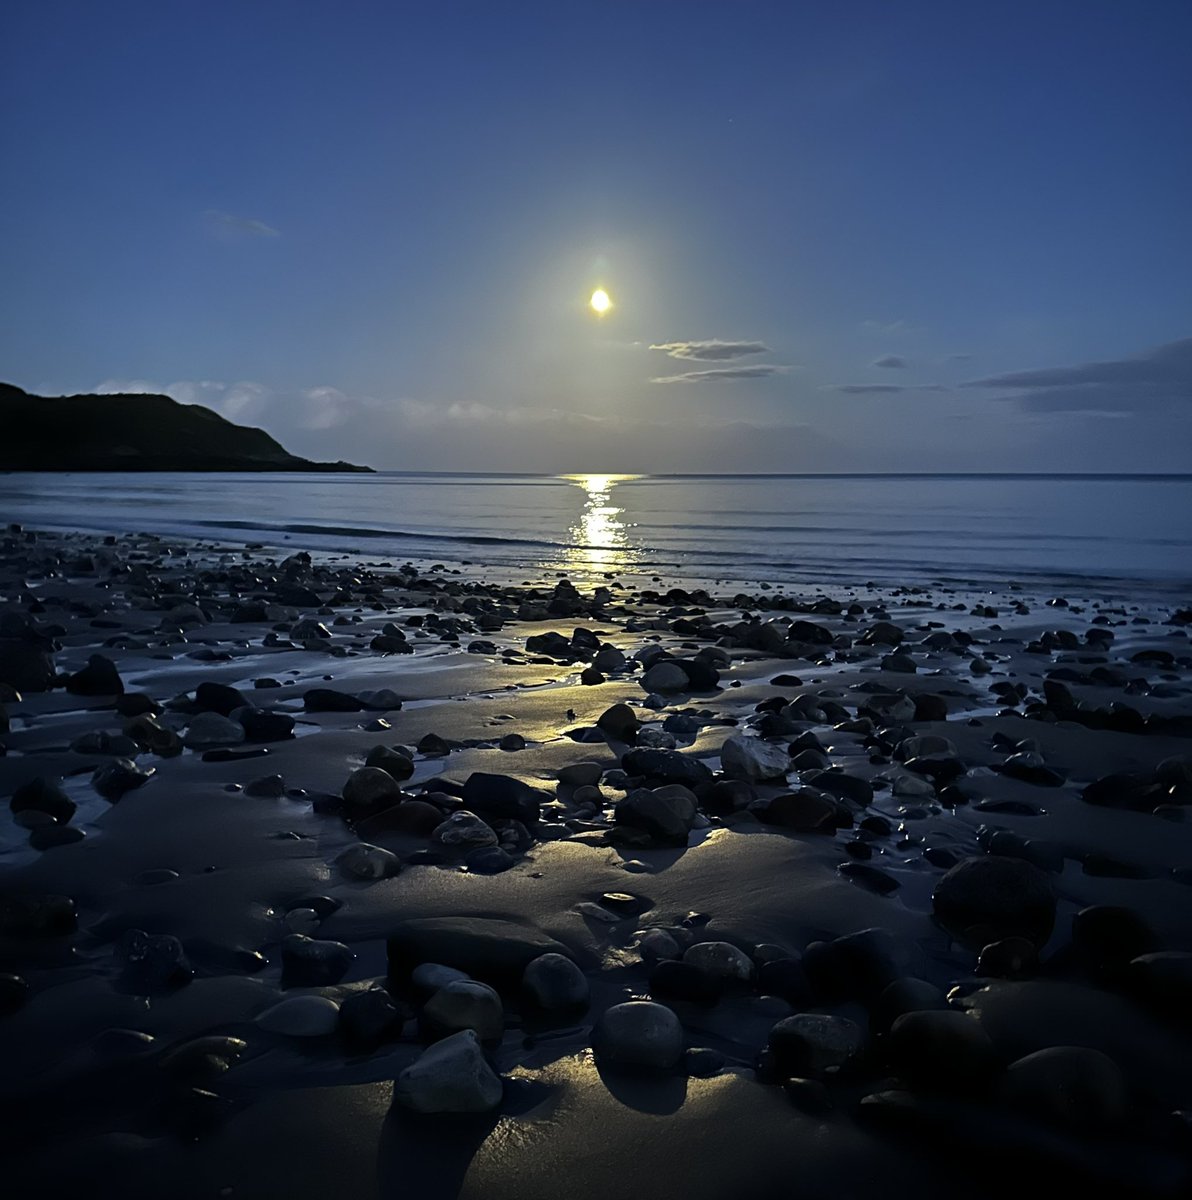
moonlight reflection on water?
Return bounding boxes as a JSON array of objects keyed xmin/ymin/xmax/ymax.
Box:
[{"xmin": 558, "ymin": 474, "xmax": 642, "ymax": 574}]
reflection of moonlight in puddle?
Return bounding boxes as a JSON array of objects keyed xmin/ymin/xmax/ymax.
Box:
[{"xmin": 558, "ymin": 474, "xmax": 642, "ymax": 573}]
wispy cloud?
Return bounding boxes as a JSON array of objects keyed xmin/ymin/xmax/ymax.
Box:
[
  {"xmin": 833, "ymin": 384, "xmax": 911, "ymax": 395},
  {"xmin": 649, "ymin": 339, "xmax": 769, "ymax": 361},
  {"xmin": 95, "ymin": 378, "xmax": 345, "ymax": 430},
  {"xmin": 873, "ymin": 355, "xmax": 908, "ymax": 368},
  {"xmin": 962, "ymin": 336, "xmax": 1192, "ymax": 413},
  {"xmin": 861, "ymin": 319, "xmax": 922, "ymax": 336},
  {"xmin": 202, "ymin": 209, "xmax": 280, "ymax": 239},
  {"xmin": 828, "ymin": 383, "xmax": 946, "ymax": 395},
  {"xmin": 651, "ymin": 365, "xmax": 789, "ymax": 384}
]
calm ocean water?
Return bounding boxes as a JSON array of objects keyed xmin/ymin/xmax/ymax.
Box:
[{"xmin": 1, "ymin": 472, "xmax": 1190, "ymax": 593}]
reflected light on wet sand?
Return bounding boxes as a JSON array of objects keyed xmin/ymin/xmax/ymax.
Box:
[{"xmin": 558, "ymin": 474, "xmax": 642, "ymax": 573}]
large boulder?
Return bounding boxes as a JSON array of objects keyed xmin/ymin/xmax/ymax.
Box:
[{"xmin": 933, "ymin": 856, "xmax": 1056, "ymax": 948}]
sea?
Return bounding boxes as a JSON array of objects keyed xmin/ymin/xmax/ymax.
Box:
[{"xmin": 1, "ymin": 472, "xmax": 1190, "ymax": 597}]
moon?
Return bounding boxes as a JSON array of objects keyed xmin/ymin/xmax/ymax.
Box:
[{"xmin": 589, "ymin": 287, "xmax": 612, "ymax": 315}]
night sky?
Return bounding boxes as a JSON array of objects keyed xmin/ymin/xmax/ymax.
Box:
[{"xmin": 3, "ymin": 1, "xmax": 1190, "ymax": 471}]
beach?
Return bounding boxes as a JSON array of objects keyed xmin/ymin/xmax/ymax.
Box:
[{"xmin": 2, "ymin": 523, "xmax": 1191, "ymax": 1199}]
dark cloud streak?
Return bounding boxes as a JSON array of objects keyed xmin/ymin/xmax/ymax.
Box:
[{"xmin": 964, "ymin": 336, "xmax": 1192, "ymax": 413}]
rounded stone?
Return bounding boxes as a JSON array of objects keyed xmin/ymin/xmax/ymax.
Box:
[
  {"xmin": 255, "ymin": 995, "xmax": 341, "ymax": 1037},
  {"xmin": 342, "ymin": 766, "xmax": 403, "ymax": 809},
  {"xmin": 1000, "ymin": 1046, "xmax": 1127, "ymax": 1131},
  {"xmin": 592, "ymin": 1000, "xmax": 684, "ymax": 1071},
  {"xmin": 422, "ymin": 979, "xmax": 504, "ymax": 1041},
  {"xmin": 336, "ymin": 842, "xmax": 401, "ymax": 880},
  {"xmin": 432, "ymin": 810, "xmax": 498, "ymax": 848},
  {"xmin": 886, "ymin": 1010, "xmax": 996, "ymax": 1090},
  {"xmin": 932, "ymin": 855, "xmax": 1056, "ymax": 948},
  {"xmin": 411, "ymin": 963, "xmax": 471, "ymax": 994},
  {"xmin": 521, "ymin": 953, "xmax": 590, "ymax": 1011},
  {"xmin": 682, "ymin": 941, "xmax": 755, "ymax": 984},
  {"xmin": 767, "ymin": 1014, "xmax": 864, "ymax": 1078}
]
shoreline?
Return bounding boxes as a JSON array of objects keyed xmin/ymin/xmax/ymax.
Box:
[{"xmin": 2, "ymin": 526, "xmax": 1191, "ymax": 1198}]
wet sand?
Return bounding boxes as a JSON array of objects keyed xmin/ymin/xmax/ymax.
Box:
[{"xmin": 1, "ymin": 527, "xmax": 1190, "ymax": 1198}]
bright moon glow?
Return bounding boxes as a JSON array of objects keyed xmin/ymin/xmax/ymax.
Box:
[{"xmin": 589, "ymin": 288, "xmax": 611, "ymax": 314}]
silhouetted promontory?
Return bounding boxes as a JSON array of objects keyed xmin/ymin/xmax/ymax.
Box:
[{"xmin": 0, "ymin": 383, "xmax": 372, "ymax": 472}]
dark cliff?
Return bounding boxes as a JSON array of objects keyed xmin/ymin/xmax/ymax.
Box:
[{"xmin": 0, "ymin": 383, "xmax": 373, "ymax": 472}]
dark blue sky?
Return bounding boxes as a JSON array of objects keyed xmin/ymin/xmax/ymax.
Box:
[{"xmin": 3, "ymin": 0, "xmax": 1190, "ymax": 470}]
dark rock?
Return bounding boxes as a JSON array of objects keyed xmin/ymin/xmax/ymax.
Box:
[
  {"xmin": 807, "ymin": 770, "xmax": 874, "ymax": 806},
  {"xmin": 649, "ymin": 959, "xmax": 723, "ymax": 1004},
  {"xmin": 10, "ymin": 777, "xmax": 76, "ymax": 823},
  {"xmin": 872, "ymin": 978, "xmax": 947, "ymax": 1032},
  {"xmin": 757, "ymin": 957, "xmax": 813, "ymax": 1005},
  {"xmin": 767, "ymin": 1014, "xmax": 864, "ymax": 1078},
  {"xmin": 886, "ymin": 1010, "xmax": 996, "ymax": 1091},
  {"xmin": 92, "ymin": 758, "xmax": 155, "ymax": 801},
  {"xmin": 976, "ymin": 936, "xmax": 1038, "ymax": 979},
  {"xmin": 837, "ymin": 862, "xmax": 899, "ymax": 894},
  {"xmin": 592, "ymin": 1001, "xmax": 684, "ymax": 1072},
  {"xmin": 30, "ymin": 825, "xmax": 85, "ymax": 850},
  {"xmin": 194, "ymin": 681, "xmax": 249, "ymax": 715},
  {"xmin": 1126, "ymin": 951, "xmax": 1192, "ymax": 1014},
  {"xmin": 465, "ymin": 846, "xmax": 516, "ymax": 875},
  {"xmin": 0, "ymin": 638, "xmax": 56, "ymax": 692},
  {"xmin": 754, "ymin": 789, "xmax": 838, "ymax": 831},
  {"xmin": 622, "ymin": 747, "xmax": 713, "ymax": 788},
  {"xmin": 0, "ymin": 893, "xmax": 77, "ymax": 938},
  {"xmin": 999, "ymin": 1046, "xmax": 1127, "ymax": 1132},
  {"xmin": 913, "ymin": 694, "xmax": 948, "ymax": 721},
  {"xmin": 933, "ymin": 855, "xmax": 1056, "ymax": 948},
  {"xmin": 596, "ymin": 702, "xmax": 640, "ymax": 741},
  {"xmin": 339, "ymin": 986, "xmax": 403, "ymax": 1045},
  {"xmin": 244, "ymin": 774, "xmax": 286, "ymax": 798},
  {"xmin": 115, "ymin": 928, "xmax": 192, "ymax": 990},
  {"xmin": 65, "ymin": 653, "xmax": 124, "ymax": 696},
  {"xmin": 281, "ymin": 934, "xmax": 354, "ymax": 987},
  {"xmin": 614, "ymin": 786, "xmax": 697, "ymax": 846},
  {"xmin": 461, "ymin": 772, "xmax": 548, "ymax": 824},
  {"xmin": 804, "ymin": 929, "xmax": 903, "ymax": 1003},
  {"xmin": 522, "ymin": 953, "xmax": 590, "ymax": 1011},
  {"xmin": 387, "ymin": 916, "xmax": 574, "ymax": 986},
  {"xmin": 342, "ymin": 766, "xmax": 404, "ymax": 810},
  {"xmin": 1082, "ymin": 772, "xmax": 1165, "ymax": 812},
  {"xmin": 237, "ymin": 708, "xmax": 295, "ymax": 742},
  {"xmin": 1071, "ymin": 905, "xmax": 1160, "ymax": 977}
]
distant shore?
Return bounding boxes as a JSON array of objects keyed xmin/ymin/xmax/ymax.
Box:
[{"xmin": 2, "ymin": 526, "xmax": 1191, "ymax": 1199}]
